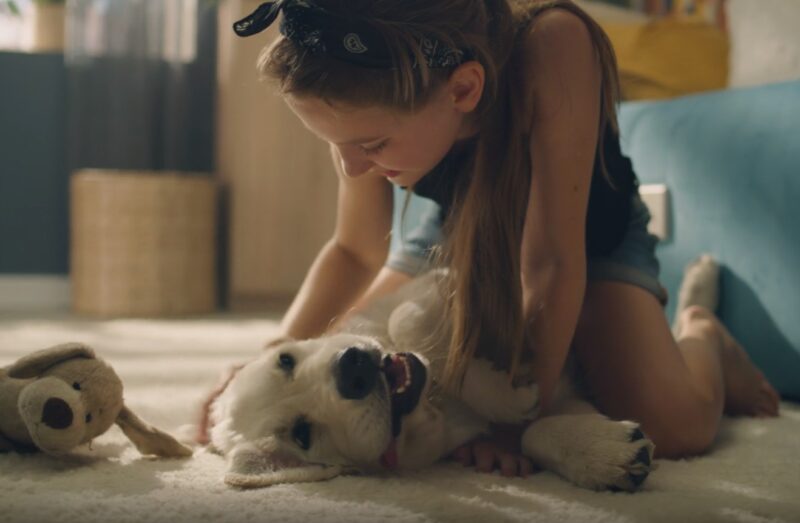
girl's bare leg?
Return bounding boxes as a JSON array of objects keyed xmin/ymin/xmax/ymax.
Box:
[
  {"xmin": 573, "ymin": 258, "xmax": 779, "ymax": 458},
  {"xmin": 672, "ymin": 256, "xmax": 779, "ymax": 417},
  {"xmin": 452, "ymin": 256, "xmax": 780, "ymax": 470}
]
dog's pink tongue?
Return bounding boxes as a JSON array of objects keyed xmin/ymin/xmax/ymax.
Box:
[{"xmin": 380, "ymin": 440, "xmax": 398, "ymax": 470}]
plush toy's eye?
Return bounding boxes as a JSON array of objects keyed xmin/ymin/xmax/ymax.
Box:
[
  {"xmin": 72, "ymin": 382, "xmax": 81, "ymax": 391},
  {"xmin": 291, "ymin": 418, "xmax": 311, "ymax": 450},
  {"xmin": 278, "ymin": 353, "xmax": 295, "ymax": 372},
  {"xmin": 85, "ymin": 413, "xmax": 92, "ymax": 423}
]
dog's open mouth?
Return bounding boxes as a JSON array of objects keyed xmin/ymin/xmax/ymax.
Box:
[{"xmin": 379, "ymin": 352, "xmax": 427, "ymax": 469}]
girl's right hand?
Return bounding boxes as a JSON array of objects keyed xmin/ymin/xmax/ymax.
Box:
[
  {"xmin": 449, "ymin": 423, "xmax": 537, "ymax": 478},
  {"xmin": 194, "ymin": 335, "xmax": 294, "ymax": 445},
  {"xmin": 194, "ymin": 362, "xmax": 246, "ymax": 445}
]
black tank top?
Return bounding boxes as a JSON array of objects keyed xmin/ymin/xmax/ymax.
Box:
[{"xmin": 410, "ymin": 123, "xmax": 639, "ymax": 257}]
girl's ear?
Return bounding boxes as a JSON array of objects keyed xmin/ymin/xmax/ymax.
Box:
[
  {"xmin": 224, "ymin": 442, "xmax": 346, "ymax": 489},
  {"xmin": 8, "ymin": 343, "xmax": 95, "ymax": 379},
  {"xmin": 448, "ymin": 60, "xmax": 486, "ymax": 113}
]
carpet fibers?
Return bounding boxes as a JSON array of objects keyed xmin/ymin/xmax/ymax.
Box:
[{"xmin": 1, "ymin": 314, "xmax": 798, "ymax": 523}]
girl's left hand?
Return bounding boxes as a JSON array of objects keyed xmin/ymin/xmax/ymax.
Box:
[{"xmin": 449, "ymin": 423, "xmax": 538, "ymax": 478}]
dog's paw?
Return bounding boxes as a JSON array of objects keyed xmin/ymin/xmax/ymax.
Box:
[
  {"xmin": 522, "ymin": 416, "xmax": 655, "ymax": 492},
  {"xmin": 461, "ymin": 359, "xmax": 540, "ymax": 423},
  {"xmin": 603, "ymin": 423, "xmax": 655, "ymax": 492}
]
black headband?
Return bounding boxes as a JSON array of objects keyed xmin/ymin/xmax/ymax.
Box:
[{"xmin": 233, "ymin": 0, "xmax": 469, "ymax": 69}]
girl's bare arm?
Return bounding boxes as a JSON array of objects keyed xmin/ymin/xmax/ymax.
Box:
[
  {"xmin": 520, "ymin": 11, "xmax": 602, "ymax": 411},
  {"xmin": 452, "ymin": 8, "xmax": 604, "ymax": 474},
  {"xmin": 279, "ymin": 145, "xmax": 395, "ymax": 340}
]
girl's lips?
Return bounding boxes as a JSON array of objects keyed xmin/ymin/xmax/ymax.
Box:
[{"xmin": 383, "ymin": 170, "xmax": 400, "ymax": 178}]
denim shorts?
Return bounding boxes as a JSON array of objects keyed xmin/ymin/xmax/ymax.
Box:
[{"xmin": 387, "ymin": 187, "xmax": 668, "ymax": 305}]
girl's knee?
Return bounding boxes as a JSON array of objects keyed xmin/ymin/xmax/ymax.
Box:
[{"xmin": 646, "ymin": 407, "xmax": 719, "ymax": 458}]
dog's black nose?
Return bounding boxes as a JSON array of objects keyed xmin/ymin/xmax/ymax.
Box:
[
  {"xmin": 41, "ymin": 398, "xmax": 74, "ymax": 430},
  {"xmin": 335, "ymin": 347, "xmax": 379, "ymax": 400}
]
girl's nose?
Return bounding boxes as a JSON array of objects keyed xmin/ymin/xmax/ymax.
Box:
[{"xmin": 337, "ymin": 146, "xmax": 374, "ymax": 178}]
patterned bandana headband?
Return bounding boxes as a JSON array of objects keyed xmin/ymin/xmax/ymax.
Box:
[{"xmin": 233, "ymin": 0, "xmax": 469, "ymax": 69}]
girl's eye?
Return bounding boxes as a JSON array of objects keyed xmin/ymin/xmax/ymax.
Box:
[
  {"xmin": 292, "ymin": 418, "xmax": 312, "ymax": 450},
  {"xmin": 361, "ymin": 141, "xmax": 388, "ymax": 156},
  {"xmin": 278, "ymin": 353, "xmax": 295, "ymax": 372}
]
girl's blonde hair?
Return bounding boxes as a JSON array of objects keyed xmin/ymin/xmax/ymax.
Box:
[{"xmin": 260, "ymin": 0, "xmax": 620, "ymax": 392}]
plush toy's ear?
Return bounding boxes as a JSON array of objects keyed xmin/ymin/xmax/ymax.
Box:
[
  {"xmin": 115, "ymin": 405, "xmax": 193, "ymax": 458},
  {"xmin": 8, "ymin": 343, "xmax": 95, "ymax": 379},
  {"xmin": 224, "ymin": 442, "xmax": 345, "ymax": 489}
]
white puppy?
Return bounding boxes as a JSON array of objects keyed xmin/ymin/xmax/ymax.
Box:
[{"xmin": 210, "ymin": 270, "xmax": 654, "ymax": 491}]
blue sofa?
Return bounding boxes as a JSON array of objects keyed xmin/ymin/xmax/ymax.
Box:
[{"xmin": 620, "ymin": 80, "xmax": 800, "ymax": 400}]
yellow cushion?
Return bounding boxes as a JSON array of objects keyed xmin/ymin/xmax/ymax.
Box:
[{"xmin": 602, "ymin": 18, "xmax": 729, "ymax": 101}]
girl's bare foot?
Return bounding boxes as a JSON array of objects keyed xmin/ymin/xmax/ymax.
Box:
[
  {"xmin": 675, "ymin": 255, "xmax": 780, "ymax": 418},
  {"xmin": 672, "ymin": 254, "xmax": 720, "ymax": 337},
  {"xmin": 712, "ymin": 315, "xmax": 781, "ymax": 417}
]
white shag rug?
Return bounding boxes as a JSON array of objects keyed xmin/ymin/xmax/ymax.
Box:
[{"xmin": 1, "ymin": 313, "xmax": 799, "ymax": 523}]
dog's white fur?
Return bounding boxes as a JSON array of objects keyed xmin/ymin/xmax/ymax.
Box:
[{"xmin": 211, "ymin": 271, "xmax": 654, "ymax": 491}]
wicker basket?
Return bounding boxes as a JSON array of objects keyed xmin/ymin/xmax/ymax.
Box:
[{"xmin": 71, "ymin": 170, "xmax": 218, "ymax": 317}]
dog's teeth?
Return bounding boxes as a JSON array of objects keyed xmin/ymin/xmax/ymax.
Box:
[{"xmin": 400, "ymin": 357, "xmax": 413, "ymax": 389}]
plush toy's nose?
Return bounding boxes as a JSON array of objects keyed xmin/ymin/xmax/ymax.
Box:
[
  {"xmin": 41, "ymin": 398, "xmax": 74, "ymax": 429},
  {"xmin": 335, "ymin": 347, "xmax": 379, "ymax": 400}
]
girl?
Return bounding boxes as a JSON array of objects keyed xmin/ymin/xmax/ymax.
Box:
[{"xmin": 205, "ymin": 0, "xmax": 779, "ymax": 476}]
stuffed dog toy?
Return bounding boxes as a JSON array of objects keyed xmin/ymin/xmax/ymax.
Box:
[
  {"xmin": 0, "ymin": 342, "xmax": 192, "ymax": 458},
  {"xmin": 210, "ymin": 270, "xmax": 655, "ymax": 491}
]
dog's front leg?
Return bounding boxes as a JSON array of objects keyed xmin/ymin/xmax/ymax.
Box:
[{"xmin": 520, "ymin": 404, "xmax": 655, "ymax": 492}]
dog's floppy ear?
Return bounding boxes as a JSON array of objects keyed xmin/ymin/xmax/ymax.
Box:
[
  {"xmin": 8, "ymin": 343, "xmax": 95, "ymax": 378},
  {"xmin": 224, "ymin": 442, "xmax": 345, "ymax": 488},
  {"xmin": 116, "ymin": 405, "xmax": 193, "ymax": 458}
]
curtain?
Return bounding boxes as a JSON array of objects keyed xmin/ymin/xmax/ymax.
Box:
[{"xmin": 65, "ymin": 0, "xmax": 217, "ymax": 173}]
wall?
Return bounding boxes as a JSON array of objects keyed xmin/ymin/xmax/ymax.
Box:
[
  {"xmin": 0, "ymin": 52, "xmax": 68, "ymax": 275},
  {"xmin": 217, "ymin": 0, "xmax": 338, "ymax": 306}
]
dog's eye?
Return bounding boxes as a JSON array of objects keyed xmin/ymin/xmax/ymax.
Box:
[
  {"xmin": 278, "ymin": 353, "xmax": 295, "ymax": 372},
  {"xmin": 291, "ymin": 418, "xmax": 311, "ymax": 450},
  {"xmin": 85, "ymin": 413, "xmax": 92, "ymax": 423},
  {"xmin": 72, "ymin": 382, "xmax": 81, "ymax": 391}
]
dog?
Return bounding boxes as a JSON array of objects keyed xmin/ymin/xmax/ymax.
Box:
[{"xmin": 210, "ymin": 270, "xmax": 655, "ymax": 491}]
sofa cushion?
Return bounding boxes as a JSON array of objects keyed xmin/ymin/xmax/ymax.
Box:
[
  {"xmin": 619, "ymin": 80, "xmax": 800, "ymax": 400},
  {"xmin": 604, "ymin": 18, "xmax": 729, "ymax": 101}
]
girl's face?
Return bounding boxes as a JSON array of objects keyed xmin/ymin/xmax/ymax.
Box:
[{"xmin": 286, "ymin": 86, "xmax": 476, "ymax": 187}]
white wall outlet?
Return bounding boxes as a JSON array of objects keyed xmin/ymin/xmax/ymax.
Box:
[{"xmin": 639, "ymin": 184, "xmax": 670, "ymax": 241}]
